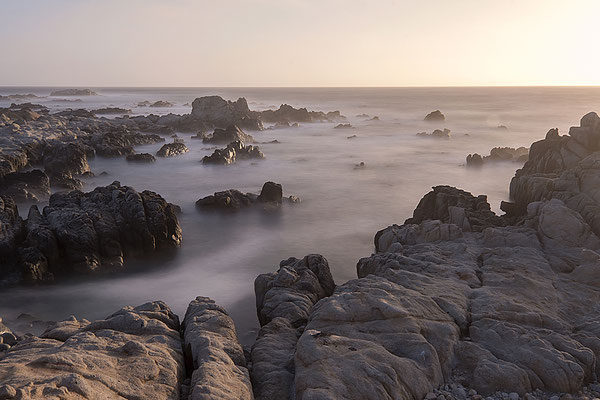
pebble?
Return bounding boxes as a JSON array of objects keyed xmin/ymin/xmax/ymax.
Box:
[
  {"xmin": 509, "ymin": 392, "xmax": 519, "ymax": 400},
  {"xmin": 550, "ymin": 396, "xmax": 560, "ymax": 400},
  {"xmin": 452, "ymin": 387, "xmax": 467, "ymax": 400},
  {"xmin": 469, "ymin": 390, "xmax": 478, "ymax": 396},
  {"xmin": 425, "ymin": 393, "xmax": 437, "ymax": 400}
]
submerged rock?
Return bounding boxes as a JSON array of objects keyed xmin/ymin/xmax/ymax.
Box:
[
  {"xmin": 417, "ymin": 128, "xmax": 451, "ymax": 139},
  {"xmin": 334, "ymin": 123, "xmax": 353, "ymax": 129}
]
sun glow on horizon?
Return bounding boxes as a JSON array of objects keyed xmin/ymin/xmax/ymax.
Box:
[{"xmin": 1, "ymin": 0, "xmax": 599, "ymax": 87}]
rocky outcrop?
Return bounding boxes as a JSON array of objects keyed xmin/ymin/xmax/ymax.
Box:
[
  {"xmin": 508, "ymin": 112, "xmax": 600, "ymax": 226},
  {"xmin": 191, "ymin": 96, "xmax": 263, "ymax": 131},
  {"xmin": 50, "ymin": 89, "xmax": 97, "ymax": 96},
  {"xmin": 43, "ymin": 142, "xmax": 92, "ymax": 190},
  {"xmin": 334, "ymin": 123, "xmax": 353, "ymax": 129},
  {"xmin": 0, "ymin": 182, "xmax": 182, "ymax": 284},
  {"xmin": 252, "ymin": 255, "xmax": 335, "ymax": 400},
  {"xmin": 91, "ymin": 107, "xmax": 132, "ymax": 115},
  {"xmin": 196, "ymin": 182, "xmax": 288, "ymax": 212},
  {"xmin": 424, "ymin": 110, "xmax": 445, "ymax": 122},
  {"xmin": 156, "ymin": 142, "xmax": 189, "ymax": 157},
  {"xmin": 202, "ymin": 140, "xmax": 264, "ymax": 165},
  {"xmin": 181, "ymin": 297, "xmax": 253, "ymax": 400},
  {"xmin": 149, "ymin": 101, "xmax": 174, "ymax": 108},
  {"xmin": 126, "ymin": 153, "xmax": 156, "ymax": 163},
  {"xmin": 467, "ymin": 147, "xmax": 529, "ymax": 167},
  {"xmin": 0, "ymin": 301, "xmax": 185, "ymax": 399},
  {"xmin": 417, "ymin": 128, "xmax": 451, "ymax": 139},
  {"xmin": 259, "ymin": 104, "xmax": 345, "ymax": 123},
  {"xmin": 202, "ymin": 125, "xmax": 254, "ymax": 145},
  {"xmin": 0, "ymin": 170, "xmax": 50, "ymax": 203}
]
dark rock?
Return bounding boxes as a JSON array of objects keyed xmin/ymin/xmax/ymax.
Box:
[
  {"xmin": 468, "ymin": 147, "xmax": 529, "ymax": 167},
  {"xmin": 417, "ymin": 128, "xmax": 451, "ymax": 139},
  {"xmin": 0, "ymin": 170, "xmax": 50, "ymax": 203},
  {"xmin": 91, "ymin": 107, "xmax": 132, "ymax": 115},
  {"xmin": 202, "ymin": 125, "xmax": 254, "ymax": 145},
  {"xmin": 196, "ymin": 189, "xmax": 254, "ymax": 211},
  {"xmin": 424, "ymin": 110, "xmax": 445, "ymax": 121},
  {"xmin": 126, "ymin": 153, "xmax": 156, "ymax": 163},
  {"xmin": 149, "ymin": 101, "xmax": 174, "ymax": 108},
  {"xmin": 334, "ymin": 123, "xmax": 354, "ymax": 129},
  {"xmin": 257, "ymin": 182, "xmax": 283, "ymax": 204},
  {"xmin": 156, "ymin": 142, "xmax": 189, "ymax": 157},
  {"xmin": 50, "ymin": 89, "xmax": 97, "ymax": 96},
  {"xmin": 259, "ymin": 104, "xmax": 345, "ymax": 123},
  {"xmin": 191, "ymin": 96, "xmax": 263, "ymax": 130}
]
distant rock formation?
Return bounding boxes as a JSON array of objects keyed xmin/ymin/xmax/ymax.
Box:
[
  {"xmin": 201, "ymin": 125, "xmax": 254, "ymax": 145},
  {"xmin": 417, "ymin": 128, "xmax": 451, "ymax": 139},
  {"xmin": 50, "ymin": 89, "xmax": 97, "ymax": 96},
  {"xmin": 466, "ymin": 146, "xmax": 529, "ymax": 167},
  {"xmin": 424, "ymin": 109, "xmax": 445, "ymax": 121},
  {"xmin": 202, "ymin": 140, "xmax": 264, "ymax": 165},
  {"xmin": 196, "ymin": 181, "xmax": 293, "ymax": 211}
]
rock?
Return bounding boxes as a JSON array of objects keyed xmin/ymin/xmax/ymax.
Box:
[
  {"xmin": 259, "ymin": 104, "xmax": 345, "ymax": 124},
  {"xmin": 202, "ymin": 125, "xmax": 254, "ymax": 145},
  {"xmin": 196, "ymin": 189, "xmax": 254, "ymax": 211},
  {"xmin": 334, "ymin": 123, "xmax": 354, "ymax": 129},
  {"xmin": 0, "ymin": 169, "xmax": 50, "ymax": 203},
  {"xmin": 0, "ymin": 384, "xmax": 17, "ymax": 398},
  {"xmin": 347, "ymin": 134, "xmax": 358, "ymax": 139},
  {"xmin": 404, "ymin": 185, "xmax": 506, "ymax": 232},
  {"xmin": 91, "ymin": 107, "xmax": 131, "ymax": 115},
  {"xmin": 149, "ymin": 100, "xmax": 174, "ymax": 108},
  {"xmin": 202, "ymin": 140, "xmax": 264, "ymax": 165},
  {"xmin": 50, "ymin": 89, "xmax": 97, "ymax": 96},
  {"xmin": 467, "ymin": 147, "xmax": 529, "ymax": 167},
  {"xmin": 252, "ymin": 255, "xmax": 334, "ymax": 399},
  {"xmin": 0, "ymin": 301, "xmax": 184, "ymax": 399},
  {"xmin": 126, "ymin": 153, "xmax": 156, "ymax": 163},
  {"xmin": 1, "ymin": 332, "xmax": 17, "ymax": 346},
  {"xmin": 417, "ymin": 128, "xmax": 451, "ymax": 139},
  {"xmin": 1, "ymin": 182, "xmax": 181, "ymax": 283},
  {"xmin": 181, "ymin": 297, "xmax": 253, "ymax": 400},
  {"xmin": 257, "ymin": 181, "xmax": 282, "ymax": 204},
  {"xmin": 156, "ymin": 142, "xmax": 189, "ymax": 157},
  {"xmin": 424, "ymin": 110, "xmax": 445, "ymax": 122},
  {"xmin": 354, "ymin": 161, "xmax": 366, "ymax": 169},
  {"xmin": 509, "ymin": 392, "xmax": 520, "ymax": 400},
  {"xmin": 43, "ymin": 142, "xmax": 91, "ymax": 189},
  {"xmin": 191, "ymin": 96, "xmax": 263, "ymax": 130}
]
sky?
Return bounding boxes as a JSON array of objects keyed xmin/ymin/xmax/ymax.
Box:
[{"xmin": 1, "ymin": 0, "xmax": 599, "ymax": 87}]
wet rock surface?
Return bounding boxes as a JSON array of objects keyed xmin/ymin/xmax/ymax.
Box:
[
  {"xmin": 156, "ymin": 142, "xmax": 189, "ymax": 157},
  {"xmin": 202, "ymin": 125, "xmax": 255, "ymax": 145},
  {"xmin": 196, "ymin": 181, "xmax": 290, "ymax": 212},
  {"xmin": 425, "ymin": 110, "xmax": 445, "ymax": 122},
  {"xmin": 202, "ymin": 140, "xmax": 264, "ymax": 165}
]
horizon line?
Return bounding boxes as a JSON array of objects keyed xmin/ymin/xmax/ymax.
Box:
[{"xmin": 1, "ymin": 84, "xmax": 600, "ymax": 89}]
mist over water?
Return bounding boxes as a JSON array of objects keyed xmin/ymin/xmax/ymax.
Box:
[{"xmin": 1, "ymin": 87, "xmax": 600, "ymax": 343}]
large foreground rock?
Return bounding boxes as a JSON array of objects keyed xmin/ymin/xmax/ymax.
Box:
[
  {"xmin": 191, "ymin": 96, "xmax": 263, "ymax": 131},
  {"xmin": 0, "ymin": 301, "xmax": 185, "ymax": 399},
  {"xmin": 181, "ymin": 297, "xmax": 253, "ymax": 400},
  {"xmin": 0, "ymin": 181, "xmax": 182, "ymax": 284}
]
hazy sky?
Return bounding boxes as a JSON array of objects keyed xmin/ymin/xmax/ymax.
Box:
[{"xmin": 1, "ymin": 0, "xmax": 599, "ymax": 87}]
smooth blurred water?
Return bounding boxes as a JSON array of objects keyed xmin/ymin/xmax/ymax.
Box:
[{"xmin": 1, "ymin": 87, "xmax": 599, "ymax": 343}]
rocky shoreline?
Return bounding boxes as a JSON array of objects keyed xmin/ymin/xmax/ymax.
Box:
[{"xmin": 1, "ymin": 106, "xmax": 600, "ymax": 398}]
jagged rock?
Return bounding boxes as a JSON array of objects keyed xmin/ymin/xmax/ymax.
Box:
[
  {"xmin": 191, "ymin": 96, "xmax": 263, "ymax": 130},
  {"xmin": 196, "ymin": 182, "xmax": 292, "ymax": 212},
  {"xmin": 50, "ymin": 89, "xmax": 97, "ymax": 96},
  {"xmin": 334, "ymin": 123, "xmax": 353, "ymax": 129},
  {"xmin": 202, "ymin": 125, "xmax": 254, "ymax": 145},
  {"xmin": 252, "ymin": 255, "xmax": 334, "ymax": 400},
  {"xmin": 126, "ymin": 153, "xmax": 156, "ymax": 163},
  {"xmin": 156, "ymin": 142, "xmax": 189, "ymax": 157},
  {"xmin": 417, "ymin": 128, "xmax": 451, "ymax": 139},
  {"xmin": 0, "ymin": 182, "xmax": 181, "ymax": 283},
  {"xmin": 43, "ymin": 142, "xmax": 91, "ymax": 189},
  {"xmin": 509, "ymin": 112, "xmax": 600, "ymax": 234},
  {"xmin": 181, "ymin": 297, "xmax": 253, "ymax": 400},
  {"xmin": 0, "ymin": 169, "xmax": 50, "ymax": 203},
  {"xmin": 425, "ymin": 110, "xmax": 445, "ymax": 122},
  {"xmin": 259, "ymin": 104, "xmax": 345, "ymax": 123},
  {"xmin": 257, "ymin": 182, "xmax": 282, "ymax": 204},
  {"xmin": 196, "ymin": 189, "xmax": 255, "ymax": 211},
  {"xmin": 91, "ymin": 107, "xmax": 131, "ymax": 115},
  {"xmin": 149, "ymin": 101, "xmax": 174, "ymax": 108},
  {"xmin": 0, "ymin": 301, "xmax": 185, "ymax": 399},
  {"xmin": 405, "ymin": 185, "xmax": 505, "ymax": 232},
  {"xmin": 467, "ymin": 147, "xmax": 529, "ymax": 167},
  {"xmin": 202, "ymin": 140, "xmax": 264, "ymax": 165}
]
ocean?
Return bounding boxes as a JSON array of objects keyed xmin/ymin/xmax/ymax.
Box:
[{"xmin": 1, "ymin": 86, "xmax": 599, "ymax": 343}]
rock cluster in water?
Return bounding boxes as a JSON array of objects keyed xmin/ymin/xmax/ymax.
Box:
[
  {"xmin": 0, "ymin": 181, "xmax": 181, "ymax": 285},
  {"xmin": 467, "ymin": 146, "xmax": 529, "ymax": 167},
  {"xmin": 196, "ymin": 181, "xmax": 293, "ymax": 211},
  {"xmin": 417, "ymin": 128, "xmax": 451, "ymax": 139},
  {"xmin": 424, "ymin": 109, "xmax": 445, "ymax": 122}
]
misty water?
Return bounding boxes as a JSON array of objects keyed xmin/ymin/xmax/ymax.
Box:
[{"xmin": 1, "ymin": 87, "xmax": 600, "ymax": 344}]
